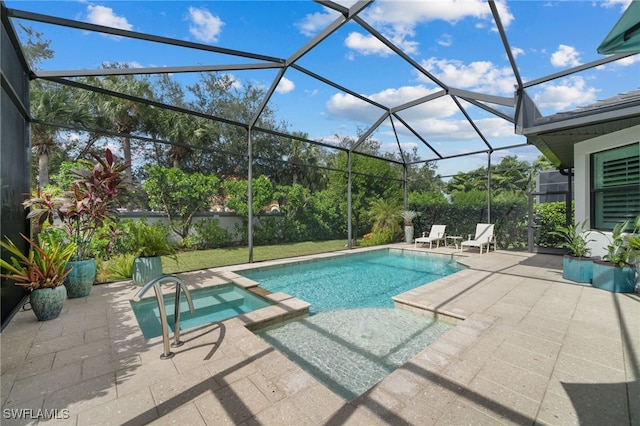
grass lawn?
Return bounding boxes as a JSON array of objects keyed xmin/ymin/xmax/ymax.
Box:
[{"xmin": 161, "ymin": 240, "xmax": 348, "ymax": 274}]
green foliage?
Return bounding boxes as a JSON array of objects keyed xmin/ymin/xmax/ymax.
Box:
[
  {"xmin": 534, "ymin": 202, "xmax": 568, "ymax": 247},
  {"xmin": 408, "ymin": 190, "xmax": 448, "ymax": 206},
  {"xmin": 452, "ymin": 190, "xmax": 487, "ymax": 206},
  {"xmin": 98, "ymin": 254, "xmax": 135, "ymax": 281},
  {"xmin": 254, "ymin": 217, "xmax": 280, "ymax": 245},
  {"xmin": 550, "ymin": 218, "xmax": 594, "ymax": 257},
  {"xmin": 367, "ymin": 199, "xmax": 402, "ymax": 244},
  {"xmin": 188, "ymin": 218, "xmax": 230, "ymax": 249},
  {"xmin": 326, "ymin": 148, "xmax": 402, "ymax": 240},
  {"xmin": 24, "ymin": 149, "xmax": 130, "ymax": 260},
  {"xmin": 276, "ymin": 184, "xmax": 342, "ymax": 242},
  {"xmin": 143, "ymin": 165, "xmax": 220, "ymax": 239},
  {"xmin": 603, "ymin": 215, "xmax": 640, "ymax": 267},
  {"xmin": 123, "ymin": 219, "xmax": 176, "ymax": 257},
  {"xmin": 223, "ymin": 175, "xmax": 274, "ymax": 220},
  {"xmin": 0, "ymin": 233, "xmax": 76, "ymax": 291}
]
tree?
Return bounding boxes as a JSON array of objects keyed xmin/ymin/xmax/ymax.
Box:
[
  {"xmin": 142, "ymin": 165, "xmax": 220, "ymax": 240},
  {"xmin": 367, "ymin": 198, "xmax": 402, "ymax": 244},
  {"xmin": 223, "ymin": 176, "xmax": 274, "ymax": 219},
  {"xmin": 86, "ymin": 64, "xmax": 153, "ymax": 196},
  {"xmin": 30, "ymin": 82, "xmax": 93, "ymax": 187},
  {"xmin": 223, "ymin": 176, "xmax": 275, "ymax": 243},
  {"xmin": 326, "ymin": 135, "xmax": 403, "ymax": 240}
]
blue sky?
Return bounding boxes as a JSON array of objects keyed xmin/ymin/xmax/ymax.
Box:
[{"xmin": 6, "ymin": 0, "xmax": 640, "ymax": 177}]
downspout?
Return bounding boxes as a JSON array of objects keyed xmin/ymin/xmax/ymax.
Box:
[{"xmin": 559, "ymin": 167, "xmax": 574, "ymax": 226}]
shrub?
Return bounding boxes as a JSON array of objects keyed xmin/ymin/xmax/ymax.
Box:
[{"xmin": 190, "ymin": 218, "xmax": 230, "ymax": 249}]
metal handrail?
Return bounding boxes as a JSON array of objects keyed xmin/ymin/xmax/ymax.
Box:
[{"xmin": 132, "ymin": 275, "xmax": 194, "ymax": 359}]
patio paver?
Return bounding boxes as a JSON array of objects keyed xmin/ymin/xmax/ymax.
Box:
[{"xmin": 1, "ymin": 246, "xmax": 638, "ymax": 425}]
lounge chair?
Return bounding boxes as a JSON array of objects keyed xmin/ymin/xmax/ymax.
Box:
[
  {"xmin": 414, "ymin": 225, "xmax": 446, "ymax": 248},
  {"xmin": 460, "ymin": 223, "xmax": 495, "ymax": 254}
]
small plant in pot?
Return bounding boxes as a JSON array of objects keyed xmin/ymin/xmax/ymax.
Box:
[
  {"xmin": 400, "ymin": 210, "xmax": 419, "ymax": 244},
  {"xmin": 0, "ymin": 234, "xmax": 76, "ymax": 321},
  {"xmin": 127, "ymin": 219, "xmax": 177, "ymax": 286},
  {"xmin": 592, "ymin": 215, "xmax": 640, "ymax": 293},
  {"xmin": 24, "ymin": 149, "xmax": 130, "ymax": 297},
  {"xmin": 551, "ymin": 218, "xmax": 595, "ymax": 283}
]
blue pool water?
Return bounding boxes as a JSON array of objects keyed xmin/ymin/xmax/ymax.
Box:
[
  {"xmin": 243, "ymin": 249, "xmax": 464, "ymax": 401},
  {"xmin": 240, "ymin": 249, "xmax": 464, "ymax": 314},
  {"xmin": 130, "ymin": 284, "xmax": 273, "ymax": 339}
]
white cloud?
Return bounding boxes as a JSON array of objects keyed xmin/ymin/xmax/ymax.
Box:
[
  {"xmin": 419, "ymin": 57, "xmax": 516, "ymax": 95},
  {"xmin": 550, "ymin": 45, "xmax": 582, "ymax": 68},
  {"xmin": 344, "ymin": 32, "xmax": 393, "ymax": 56},
  {"xmin": 344, "ymin": 0, "xmax": 511, "ymax": 57},
  {"xmin": 437, "ymin": 34, "xmax": 453, "ymax": 47},
  {"xmin": 533, "ymin": 76, "xmax": 598, "ymax": 110},
  {"xmin": 600, "ymin": 0, "xmax": 633, "ymax": 10},
  {"xmin": 276, "ymin": 77, "xmax": 295, "ymax": 94},
  {"xmin": 188, "ymin": 7, "xmax": 224, "ymax": 43},
  {"xmin": 511, "ymin": 47, "xmax": 524, "ymax": 58},
  {"xmin": 295, "ymin": 7, "xmax": 338, "ymax": 37},
  {"xmin": 86, "ymin": 5, "xmax": 133, "ymax": 31}
]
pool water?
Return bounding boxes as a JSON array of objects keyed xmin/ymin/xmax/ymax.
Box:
[
  {"xmin": 130, "ymin": 284, "xmax": 273, "ymax": 339},
  {"xmin": 257, "ymin": 308, "xmax": 454, "ymax": 401},
  {"xmin": 240, "ymin": 249, "xmax": 464, "ymax": 314},
  {"xmin": 242, "ymin": 249, "xmax": 463, "ymax": 401}
]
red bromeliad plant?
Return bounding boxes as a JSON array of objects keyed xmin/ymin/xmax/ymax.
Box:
[{"xmin": 24, "ymin": 149, "xmax": 130, "ymax": 260}]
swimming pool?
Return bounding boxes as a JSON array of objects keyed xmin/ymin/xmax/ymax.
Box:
[
  {"xmin": 241, "ymin": 249, "xmax": 463, "ymax": 401},
  {"xmin": 130, "ymin": 284, "xmax": 273, "ymax": 339},
  {"xmin": 240, "ymin": 249, "xmax": 464, "ymax": 313}
]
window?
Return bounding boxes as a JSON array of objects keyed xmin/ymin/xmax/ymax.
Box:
[{"xmin": 591, "ymin": 143, "xmax": 640, "ymax": 230}]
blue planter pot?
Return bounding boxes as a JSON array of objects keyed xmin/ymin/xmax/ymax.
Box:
[
  {"xmin": 562, "ymin": 255, "xmax": 593, "ymax": 283},
  {"xmin": 64, "ymin": 258, "xmax": 96, "ymax": 298},
  {"xmin": 30, "ymin": 286, "xmax": 67, "ymax": 321},
  {"xmin": 132, "ymin": 256, "xmax": 163, "ymax": 286},
  {"xmin": 591, "ymin": 260, "xmax": 636, "ymax": 293}
]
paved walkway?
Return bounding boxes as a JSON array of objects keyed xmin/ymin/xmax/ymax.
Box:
[{"xmin": 1, "ymin": 247, "xmax": 639, "ymax": 425}]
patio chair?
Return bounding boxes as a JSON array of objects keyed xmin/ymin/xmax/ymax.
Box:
[
  {"xmin": 414, "ymin": 225, "xmax": 446, "ymax": 249},
  {"xmin": 460, "ymin": 223, "xmax": 496, "ymax": 254}
]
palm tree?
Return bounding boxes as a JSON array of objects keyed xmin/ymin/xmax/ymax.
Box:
[
  {"xmin": 87, "ymin": 65, "xmax": 153, "ymax": 194},
  {"xmin": 30, "ymin": 81, "xmax": 92, "ymax": 187}
]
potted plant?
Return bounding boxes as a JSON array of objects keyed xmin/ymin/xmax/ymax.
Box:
[
  {"xmin": 592, "ymin": 215, "xmax": 640, "ymax": 293},
  {"xmin": 127, "ymin": 219, "xmax": 176, "ymax": 286},
  {"xmin": 0, "ymin": 234, "xmax": 76, "ymax": 321},
  {"xmin": 551, "ymin": 218, "xmax": 595, "ymax": 283},
  {"xmin": 24, "ymin": 149, "xmax": 130, "ymax": 297},
  {"xmin": 400, "ymin": 210, "xmax": 418, "ymax": 244}
]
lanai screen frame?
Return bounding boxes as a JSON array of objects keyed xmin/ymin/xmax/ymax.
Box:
[{"xmin": 3, "ymin": 0, "xmax": 635, "ymax": 262}]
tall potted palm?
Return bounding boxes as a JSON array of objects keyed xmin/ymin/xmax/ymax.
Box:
[
  {"xmin": 24, "ymin": 149, "xmax": 130, "ymax": 297},
  {"xmin": 401, "ymin": 210, "xmax": 418, "ymax": 244},
  {"xmin": 0, "ymin": 234, "xmax": 76, "ymax": 321}
]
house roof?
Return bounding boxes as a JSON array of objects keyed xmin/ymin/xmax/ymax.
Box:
[{"xmin": 520, "ymin": 89, "xmax": 640, "ymax": 169}]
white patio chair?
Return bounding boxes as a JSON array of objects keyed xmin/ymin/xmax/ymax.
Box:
[
  {"xmin": 460, "ymin": 223, "xmax": 496, "ymax": 254},
  {"xmin": 414, "ymin": 225, "xmax": 446, "ymax": 249}
]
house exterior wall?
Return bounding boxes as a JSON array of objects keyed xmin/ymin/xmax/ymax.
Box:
[{"xmin": 574, "ymin": 124, "xmax": 640, "ymax": 258}]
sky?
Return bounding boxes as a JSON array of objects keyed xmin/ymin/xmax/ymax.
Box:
[{"xmin": 5, "ymin": 0, "xmax": 640, "ymax": 177}]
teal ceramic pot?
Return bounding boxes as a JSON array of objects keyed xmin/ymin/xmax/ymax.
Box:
[
  {"xmin": 64, "ymin": 258, "xmax": 96, "ymax": 298},
  {"xmin": 562, "ymin": 255, "xmax": 593, "ymax": 283},
  {"xmin": 132, "ymin": 256, "xmax": 163, "ymax": 286},
  {"xmin": 592, "ymin": 260, "xmax": 636, "ymax": 293},
  {"xmin": 30, "ymin": 286, "xmax": 67, "ymax": 321}
]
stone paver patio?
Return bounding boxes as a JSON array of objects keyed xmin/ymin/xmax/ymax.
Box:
[{"xmin": 1, "ymin": 246, "xmax": 639, "ymax": 425}]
